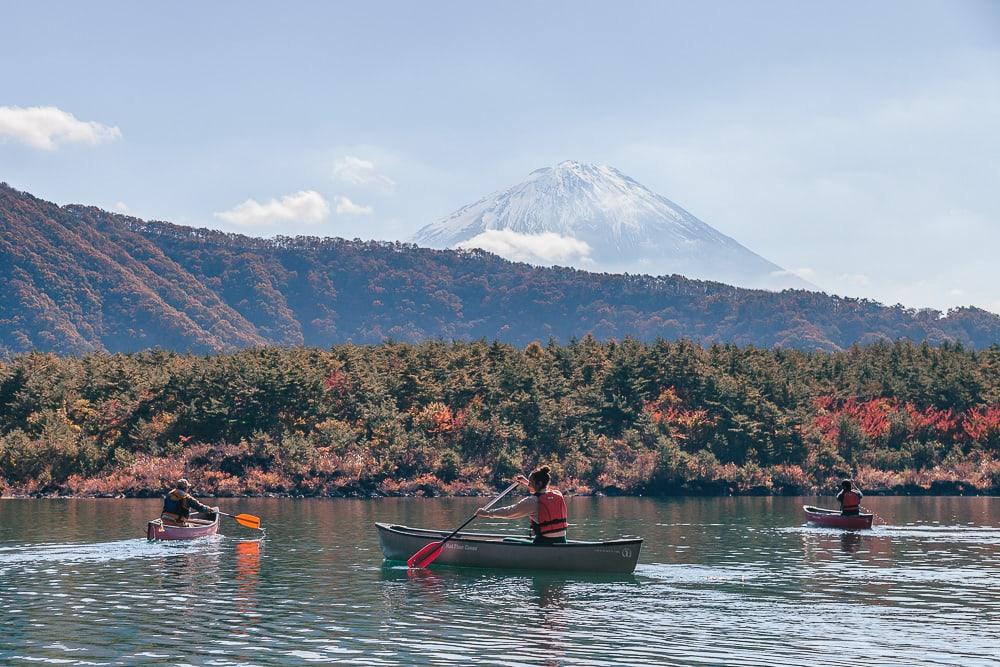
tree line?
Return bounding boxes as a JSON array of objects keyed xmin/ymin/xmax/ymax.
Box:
[{"xmin": 1, "ymin": 338, "xmax": 998, "ymax": 497}]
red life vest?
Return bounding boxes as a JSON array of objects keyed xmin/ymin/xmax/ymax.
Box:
[
  {"xmin": 841, "ymin": 490, "xmax": 861, "ymax": 513},
  {"xmin": 530, "ymin": 490, "xmax": 568, "ymax": 537}
]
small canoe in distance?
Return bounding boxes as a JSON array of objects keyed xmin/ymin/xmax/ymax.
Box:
[
  {"xmin": 376, "ymin": 522, "xmax": 642, "ymax": 574},
  {"xmin": 803, "ymin": 505, "xmax": 874, "ymax": 530},
  {"xmin": 147, "ymin": 514, "xmax": 220, "ymax": 541}
]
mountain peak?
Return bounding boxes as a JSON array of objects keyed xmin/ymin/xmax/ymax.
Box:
[
  {"xmin": 412, "ymin": 162, "xmax": 811, "ymax": 290},
  {"xmin": 534, "ymin": 160, "xmax": 629, "ymax": 183}
]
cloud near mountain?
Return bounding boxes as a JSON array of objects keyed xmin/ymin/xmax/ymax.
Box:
[
  {"xmin": 215, "ymin": 190, "xmax": 330, "ymax": 226},
  {"xmin": 455, "ymin": 229, "xmax": 592, "ymax": 266},
  {"xmin": 334, "ymin": 195, "xmax": 373, "ymax": 216}
]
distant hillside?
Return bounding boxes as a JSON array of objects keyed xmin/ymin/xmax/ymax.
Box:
[{"xmin": 1, "ymin": 183, "xmax": 999, "ymax": 355}]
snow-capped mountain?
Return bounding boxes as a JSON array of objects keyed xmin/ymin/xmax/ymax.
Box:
[{"xmin": 412, "ymin": 161, "xmax": 810, "ymax": 290}]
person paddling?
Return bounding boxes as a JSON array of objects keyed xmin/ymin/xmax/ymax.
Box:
[
  {"xmin": 476, "ymin": 466, "xmax": 568, "ymax": 544},
  {"xmin": 161, "ymin": 478, "xmax": 217, "ymax": 526},
  {"xmin": 837, "ymin": 479, "xmax": 863, "ymax": 516}
]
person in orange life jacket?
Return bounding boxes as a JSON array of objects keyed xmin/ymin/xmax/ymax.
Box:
[
  {"xmin": 837, "ymin": 479, "xmax": 863, "ymax": 516},
  {"xmin": 161, "ymin": 478, "xmax": 217, "ymax": 526},
  {"xmin": 475, "ymin": 465, "xmax": 568, "ymax": 544}
]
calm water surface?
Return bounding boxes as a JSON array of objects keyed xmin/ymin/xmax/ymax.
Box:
[{"xmin": 1, "ymin": 496, "xmax": 998, "ymax": 666}]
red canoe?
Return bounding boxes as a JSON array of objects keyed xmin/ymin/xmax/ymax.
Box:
[
  {"xmin": 147, "ymin": 514, "xmax": 221, "ymax": 541},
  {"xmin": 803, "ymin": 505, "xmax": 874, "ymax": 530}
]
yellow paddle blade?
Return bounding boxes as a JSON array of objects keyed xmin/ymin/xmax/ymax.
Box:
[{"xmin": 234, "ymin": 513, "xmax": 262, "ymax": 530}]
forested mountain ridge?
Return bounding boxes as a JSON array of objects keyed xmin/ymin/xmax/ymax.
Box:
[{"xmin": 2, "ymin": 182, "xmax": 999, "ymax": 355}]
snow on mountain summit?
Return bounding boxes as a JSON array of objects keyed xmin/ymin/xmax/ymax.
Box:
[{"xmin": 412, "ymin": 161, "xmax": 811, "ymax": 290}]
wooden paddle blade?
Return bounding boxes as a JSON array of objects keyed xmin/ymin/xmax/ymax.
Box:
[
  {"xmin": 407, "ymin": 541, "xmax": 443, "ymax": 569},
  {"xmin": 233, "ymin": 514, "xmax": 262, "ymax": 530}
]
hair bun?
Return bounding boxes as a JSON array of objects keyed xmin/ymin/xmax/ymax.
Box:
[{"xmin": 529, "ymin": 465, "xmax": 552, "ymax": 489}]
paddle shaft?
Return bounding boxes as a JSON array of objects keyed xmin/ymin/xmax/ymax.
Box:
[{"xmin": 440, "ymin": 481, "xmax": 520, "ymax": 544}]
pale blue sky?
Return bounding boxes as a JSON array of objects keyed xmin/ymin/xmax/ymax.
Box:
[{"xmin": 2, "ymin": 1, "xmax": 998, "ymax": 312}]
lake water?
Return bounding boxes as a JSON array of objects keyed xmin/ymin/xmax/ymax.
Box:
[{"xmin": 1, "ymin": 496, "xmax": 998, "ymax": 666}]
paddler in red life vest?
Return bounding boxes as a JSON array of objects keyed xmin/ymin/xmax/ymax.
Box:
[
  {"xmin": 475, "ymin": 465, "xmax": 568, "ymax": 544},
  {"xmin": 837, "ymin": 479, "xmax": 863, "ymax": 516},
  {"xmin": 161, "ymin": 478, "xmax": 217, "ymax": 526}
]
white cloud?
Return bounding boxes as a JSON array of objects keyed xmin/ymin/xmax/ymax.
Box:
[
  {"xmin": 0, "ymin": 105, "xmax": 121, "ymax": 150},
  {"xmin": 114, "ymin": 201, "xmax": 130, "ymax": 213},
  {"xmin": 215, "ymin": 190, "xmax": 330, "ymax": 226},
  {"xmin": 456, "ymin": 230, "xmax": 592, "ymax": 266},
  {"xmin": 333, "ymin": 155, "xmax": 395, "ymax": 192},
  {"xmin": 334, "ymin": 195, "xmax": 373, "ymax": 216},
  {"xmin": 770, "ymin": 267, "xmax": 818, "ymax": 282}
]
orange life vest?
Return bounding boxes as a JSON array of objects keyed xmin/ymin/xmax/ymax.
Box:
[
  {"xmin": 841, "ymin": 490, "xmax": 861, "ymax": 513},
  {"xmin": 530, "ymin": 490, "xmax": 568, "ymax": 537}
]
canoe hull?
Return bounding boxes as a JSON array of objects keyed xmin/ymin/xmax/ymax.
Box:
[
  {"xmin": 147, "ymin": 514, "xmax": 220, "ymax": 541},
  {"xmin": 803, "ymin": 505, "xmax": 873, "ymax": 530},
  {"xmin": 376, "ymin": 522, "xmax": 642, "ymax": 574}
]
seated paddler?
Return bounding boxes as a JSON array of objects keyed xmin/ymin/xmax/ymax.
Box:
[
  {"xmin": 161, "ymin": 478, "xmax": 217, "ymax": 526},
  {"xmin": 475, "ymin": 465, "xmax": 568, "ymax": 544},
  {"xmin": 837, "ymin": 479, "xmax": 863, "ymax": 516}
]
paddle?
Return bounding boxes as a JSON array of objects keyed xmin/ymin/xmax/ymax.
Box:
[
  {"xmin": 406, "ymin": 481, "xmax": 520, "ymax": 569},
  {"xmin": 217, "ymin": 511, "xmax": 263, "ymax": 530}
]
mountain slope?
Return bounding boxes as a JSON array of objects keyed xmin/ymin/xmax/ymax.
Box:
[
  {"xmin": 413, "ymin": 161, "xmax": 809, "ymax": 289},
  {"xmin": 0, "ymin": 187, "xmax": 266, "ymax": 354},
  {"xmin": 2, "ymin": 182, "xmax": 999, "ymax": 355}
]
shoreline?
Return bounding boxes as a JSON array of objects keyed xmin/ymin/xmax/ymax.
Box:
[{"xmin": 3, "ymin": 486, "xmax": 997, "ymax": 500}]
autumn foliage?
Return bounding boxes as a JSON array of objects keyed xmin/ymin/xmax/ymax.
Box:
[
  {"xmin": 3, "ymin": 182, "xmax": 1000, "ymax": 357},
  {"xmin": 1, "ymin": 338, "xmax": 998, "ymax": 497}
]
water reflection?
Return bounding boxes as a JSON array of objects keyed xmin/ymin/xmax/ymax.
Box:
[
  {"xmin": 531, "ymin": 579, "xmax": 568, "ymax": 667},
  {"xmin": 155, "ymin": 539, "xmax": 221, "ymax": 583},
  {"xmin": 532, "ymin": 576, "xmax": 566, "ymax": 609},
  {"xmin": 403, "ymin": 565, "xmax": 449, "ymax": 603},
  {"xmin": 234, "ymin": 539, "xmax": 262, "ymax": 622},
  {"xmin": 840, "ymin": 531, "xmax": 862, "ymax": 554}
]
